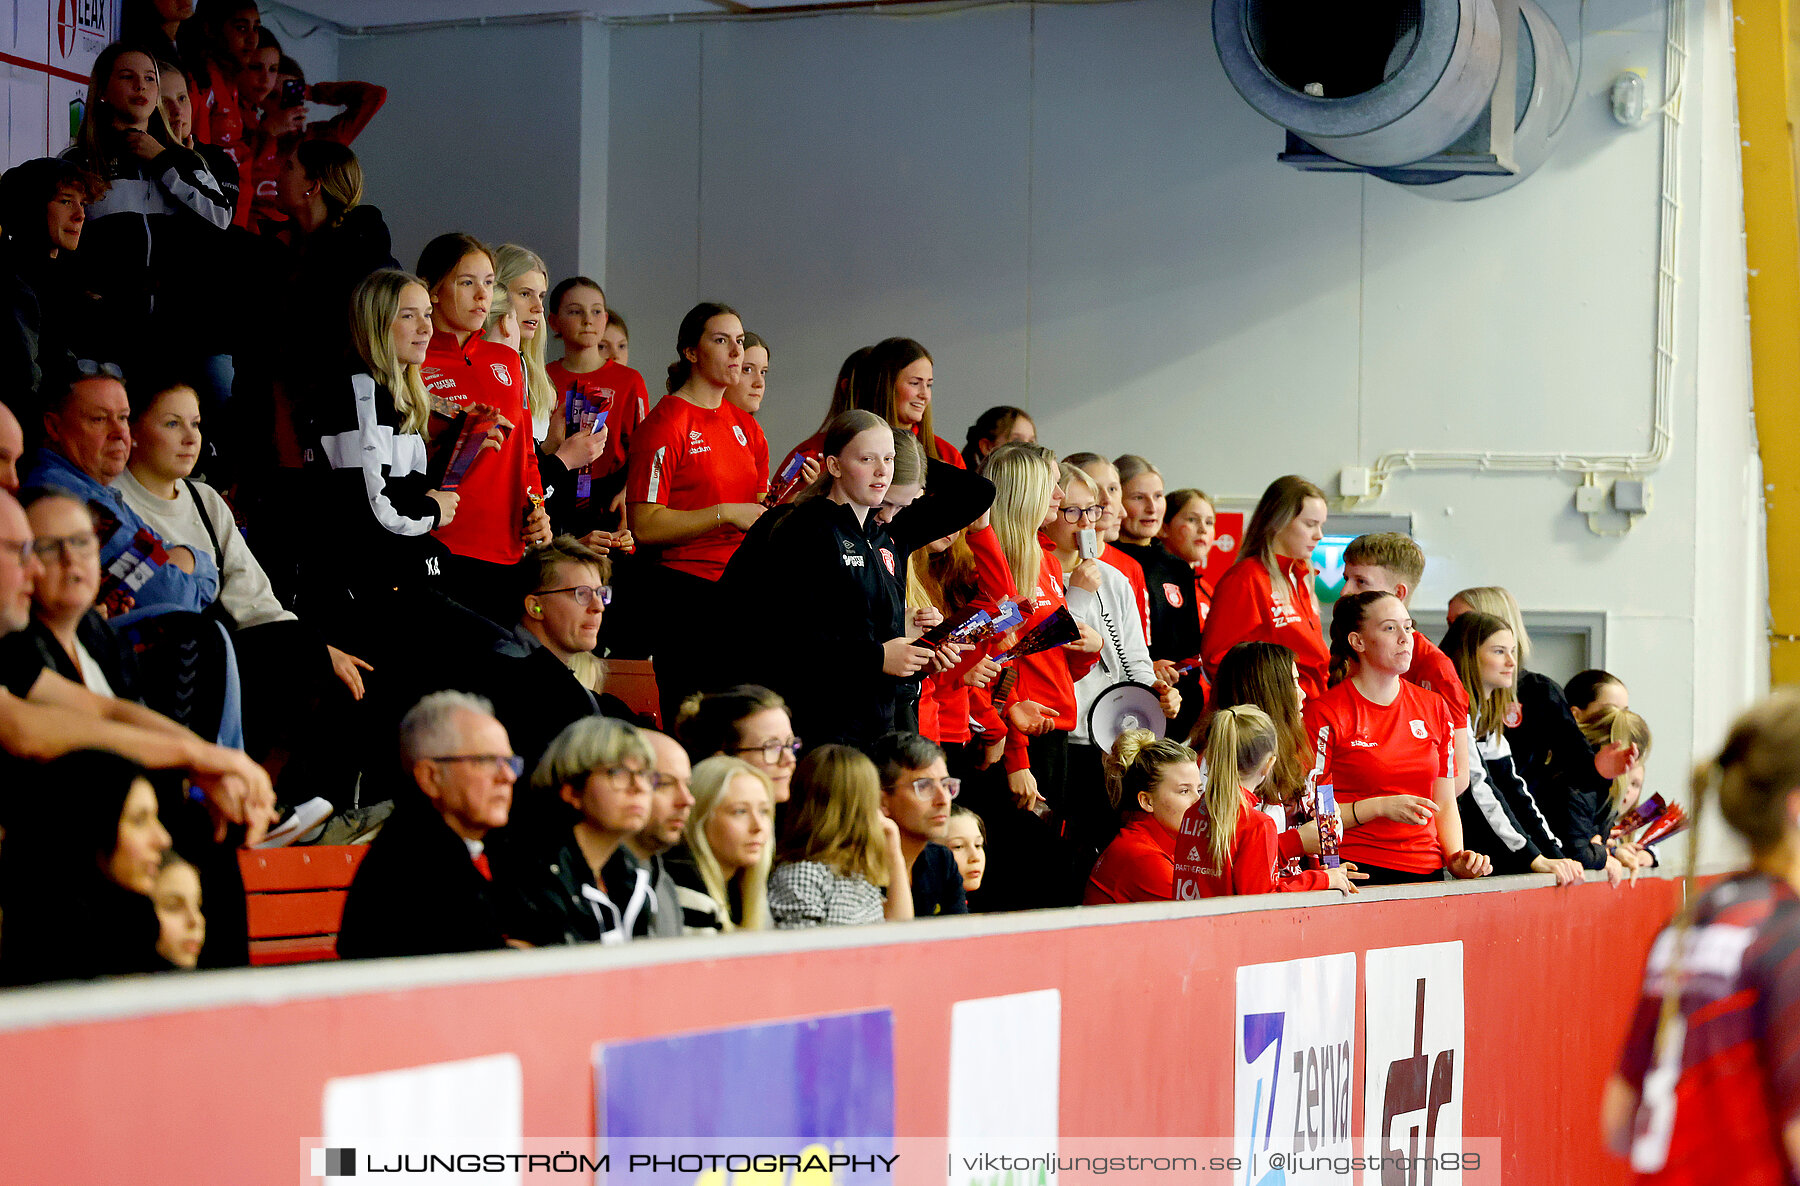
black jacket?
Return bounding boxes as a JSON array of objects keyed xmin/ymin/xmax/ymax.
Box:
[
  {"xmin": 0, "ymin": 244, "xmax": 95, "ymax": 416},
  {"xmin": 13, "ymin": 614, "xmax": 139, "ymax": 701},
  {"xmin": 1459, "ymin": 728, "xmax": 1567, "ymax": 875},
  {"xmin": 489, "ymin": 827, "xmax": 661, "ymax": 945},
  {"xmin": 335, "ymin": 794, "xmax": 508, "ymax": 959},
  {"xmin": 725, "ymin": 458, "xmax": 993, "ymax": 750},
  {"xmin": 1112, "ymin": 539, "xmax": 1202, "ymax": 664},
  {"xmin": 280, "ymin": 204, "xmax": 398, "ymax": 395},
  {"xmin": 1507, "ymin": 670, "xmax": 1616, "ymax": 869}
]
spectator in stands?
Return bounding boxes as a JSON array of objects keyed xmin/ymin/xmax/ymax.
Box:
[
  {"xmin": 622, "ymin": 301, "xmax": 766, "ymax": 716},
  {"xmin": 25, "ymin": 367, "xmax": 219, "ymax": 623},
  {"xmin": 1570, "ymin": 705, "xmax": 1657, "ymax": 876},
  {"xmin": 0, "ymin": 486, "xmax": 273, "ymax": 843},
  {"xmin": 675, "ymin": 684, "xmax": 801, "ymax": 803},
  {"xmin": 769, "ymin": 745, "xmax": 912, "ymax": 927},
  {"xmin": 621, "ymin": 728, "xmax": 696, "ymax": 938},
  {"xmin": 1341, "ymin": 533, "xmax": 1472, "ymax": 793},
  {"xmin": 1440, "ymin": 610, "xmax": 1585, "ymax": 885},
  {"xmin": 869, "ymin": 732, "xmax": 968, "ymax": 917},
  {"xmin": 154, "ymin": 58, "xmax": 242, "ymax": 248},
  {"xmin": 246, "ymin": 53, "xmax": 386, "ymax": 233},
  {"xmin": 1306, "ymin": 591, "xmax": 1489, "ymax": 885},
  {"xmin": 1160, "ymin": 488, "xmax": 1217, "ymax": 624},
  {"xmin": 944, "ymin": 805, "xmax": 986, "ymax": 898},
  {"xmin": 1566, "ymin": 669, "xmax": 1629, "ymax": 725},
  {"xmin": 237, "ymin": 29, "xmax": 280, "ymax": 131},
  {"xmin": 1113, "ymin": 456, "xmax": 1203, "ymax": 698},
  {"xmin": 1605, "ymin": 690, "xmax": 1800, "ymax": 1178},
  {"xmin": 1083, "ymin": 729, "xmax": 1201, "ymax": 904},
  {"xmin": 600, "ymin": 310, "xmax": 629, "ymax": 365},
  {"xmin": 769, "ymin": 339, "xmax": 962, "ymax": 487},
  {"xmin": 545, "ymin": 277, "xmax": 647, "ymax": 531},
  {"xmin": 961, "ymin": 406, "xmax": 1035, "ymax": 472},
  {"xmin": 315, "ymin": 269, "xmax": 456, "ymax": 629},
  {"xmin": 1447, "ymin": 585, "xmax": 1636, "ymax": 832},
  {"xmin": 915, "ymin": 523, "xmax": 1006, "ymax": 763},
  {"xmin": 418, "ymin": 232, "xmax": 549, "ymax": 623},
  {"xmin": 63, "ymin": 46, "xmax": 232, "ymax": 378},
  {"xmin": 122, "ymin": 0, "xmax": 195, "ymax": 67},
  {"xmin": 337, "ymin": 691, "xmax": 516, "ymax": 958},
  {"xmin": 725, "ymin": 331, "xmax": 770, "ymax": 419},
  {"xmin": 273, "ymin": 142, "xmax": 398, "ymax": 383},
  {"xmin": 668, "ymin": 755, "xmax": 775, "ymax": 932},
  {"xmin": 188, "ymin": 0, "xmax": 260, "ymax": 212},
  {"xmin": 1066, "ymin": 453, "xmax": 1152, "ymax": 646},
  {"xmin": 1046, "ymin": 461, "xmax": 1170, "ymax": 872},
  {"xmin": 0, "ymin": 401, "xmax": 21, "ymax": 492},
  {"xmin": 1187, "ymin": 705, "xmax": 1361, "ymax": 897},
  {"xmin": 20, "ymin": 490, "xmax": 136, "ymax": 697},
  {"xmin": 152, "ymin": 852, "xmax": 205, "ymax": 969},
  {"xmin": 490, "ymin": 716, "xmax": 662, "ymax": 945},
  {"xmin": 0, "ymin": 158, "xmax": 98, "ymax": 411},
  {"xmin": 1203, "ymin": 475, "xmax": 1331, "ymax": 701},
  {"xmin": 0, "ymin": 749, "xmax": 172, "ymax": 984},
  {"xmin": 731, "ymin": 409, "xmax": 990, "ymax": 750}
]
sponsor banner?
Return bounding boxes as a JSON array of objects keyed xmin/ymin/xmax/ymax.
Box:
[
  {"xmin": 322, "ymin": 1054, "xmax": 524, "ymax": 1184},
  {"xmin": 1236, "ymin": 953, "xmax": 1357, "ymax": 1185},
  {"xmin": 948, "ymin": 989, "xmax": 1061, "ymax": 1185},
  {"xmin": 1364, "ymin": 942, "xmax": 1465, "ymax": 1186}
]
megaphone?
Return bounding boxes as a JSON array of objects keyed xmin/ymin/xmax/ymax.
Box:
[{"xmin": 1087, "ymin": 682, "xmax": 1167, "ymax": 752}]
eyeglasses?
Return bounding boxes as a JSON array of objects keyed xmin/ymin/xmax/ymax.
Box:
[
  {"xmin": 536, "ymin": 584, "xmax": 612, "ymax": 608},
  {"xmin": 31, "ymin": 532, "xmax": 98, "ymax": 561},
  {"xmin": 0, "ymin": 537, "xmax": 33, "ymax": 566},
  {"xmin": 649, "ymin": 773, "xmax": 688, "ymax": 794},
  {"xmin": 603, "ymin": 764, "xmax": 652, "ymax": 786},
  {"xmin": 428, "ymin": 754, "xmax": 524, "ymax": 778},
  {"xmin": 1055, "ymin": 505, "xmax": 1104, "ymax": 524},
  {"xmin": 900, "ymin": 776, "xmax": 961, "ymax": 800},
  {"xmin": 74, "ymin": 359, "xmax": 125, "ymax": 381},
  {"xmin": 733, "ymin": 737, "xmax": 803, "ymax": 764}
]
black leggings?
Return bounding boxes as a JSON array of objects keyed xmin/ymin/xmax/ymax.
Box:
[{"xmin": 1353, "ymin": 862, "xmax": 1448, "ymax": 886}]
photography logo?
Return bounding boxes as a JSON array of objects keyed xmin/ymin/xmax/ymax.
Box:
[{"xmin": 310, "ymin": 1147, "xmax": 356, "ymax": 1177}]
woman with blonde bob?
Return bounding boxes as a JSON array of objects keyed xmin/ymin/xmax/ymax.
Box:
[
  {"xmin": 490, "ymin": 716, "xmax": 662, "ymax": 944},
  {"xmin": 1202, "ymin": 475, "xmax": 1331, "ymax": 700},
  {"xmin": 1604, "ymin": 691, "xmax": 1800, "ymax": 1181},
  {"xmin": 668, "ymin": 755, "xmax": 774, "ymax": 932},
  {"xmin": 768, "ymin": 745, "xmax": 912, "ymax": 927},
  {"xmin": 315, "ymin": 269, "xmax": 460, "ymax": 634}
]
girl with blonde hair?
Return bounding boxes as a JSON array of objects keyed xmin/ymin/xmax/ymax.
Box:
[
  {"xmin": 1202, "ymin": 475, "xmax": 1331, "ymax": 700},
  {"xmin": 670, "ymin": 756, "xmax": 774, "ymax": 932},
  {"xmin": 1082, "ymin": 729, "xmax": 1201, "ymax": 903},
  {"xmin": 768, "ymin": 746, "xmax": 912, "ymax": 927}
]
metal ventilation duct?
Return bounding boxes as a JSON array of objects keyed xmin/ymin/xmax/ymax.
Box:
[{"xmin": 1213, "ymin": 0, "xmax": 1575, "ymax": 198}]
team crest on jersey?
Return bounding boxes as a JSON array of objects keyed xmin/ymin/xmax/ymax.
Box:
[
  {"xmin": 880, "ymin": 548, "xmax": 895, "ymax": 575},
  {"xmin": 1410, "ymin": 719, "xmax": 1428, "ymax": 739},
  {"xmin": 1163, "ymin": 583, "xmax": 1184, "ymax": 608},
  {"xmin": 1505, "ymin": 701, "xmax": 1523, "ymax": 728},
  {"xmin": 491, "ymin": 363, "xmax": 514, "ymax": 386}
]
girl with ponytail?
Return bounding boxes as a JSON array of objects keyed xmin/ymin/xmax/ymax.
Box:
[
  {"xmin": 1201, "ymin": 475, "xmax": 1332, "ymax": 699},
  {"xmin": 1604, "ymin": 690, "xmax": 1800, "ymax": 1181},
  {"xmin": 1082, "ymin": 729, "xmax": 1201, "ymax": 904},
  {"xmin": 1302, "ymin": 591, "xmax": 1491, "ymax": 885},
  {"xmin": 1186, "ymin": 706, "xmax": 1362, "ymax": 897}
]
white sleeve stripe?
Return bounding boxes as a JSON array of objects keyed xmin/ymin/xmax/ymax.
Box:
[
  {"xmin": 159, "ymin": 164, "xmax": 232, "ymax": 230},
  {"xmin": 324, "ymin": 374, "xmax": 435, "ymax": 538}
]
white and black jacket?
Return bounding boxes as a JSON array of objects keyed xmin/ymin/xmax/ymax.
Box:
[{"xmin": 1459, "ymin": 722, "xmax": 1569, "ymax": 874}]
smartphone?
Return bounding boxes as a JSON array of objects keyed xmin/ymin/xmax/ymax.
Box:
[
  {"xmin": 1077, "ymin": 528, "xmax": 1100, "ymax": 560},
  {"xmin": 281, "ymin": 78, "xmax": 306, "ymax": 108}
]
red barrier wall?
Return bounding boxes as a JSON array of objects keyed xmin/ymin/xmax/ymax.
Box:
[{"xmin": 0, "ymin": 875, "xmax": 1678, "ymax": 1184}]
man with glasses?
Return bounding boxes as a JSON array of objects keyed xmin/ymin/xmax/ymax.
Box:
[
  {"xmin": 869, "ymin": 731, "xmax": 967, "ymax": 918},
  {"xmin": 337, "ymin": 691, "xmax": 518, "ymax": 958},
  {"xmin": 23, "ymin": 366, "xmax": 216, "ymax": 621},
  {"xmin": 622, "ymin": 730, "xmax": 697, "ymax": 939}
]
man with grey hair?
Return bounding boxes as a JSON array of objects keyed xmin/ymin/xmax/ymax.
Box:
[{"xmin": 337, "ymin": 691, "xmax": 519, "ymax": 958}]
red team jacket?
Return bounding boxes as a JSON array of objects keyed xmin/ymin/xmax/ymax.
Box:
[
  {"xmin": 624, "ymin": 394, "xmax": 766, "ymax": 581},
  {"xmin": 1176, "ymin": 790, "xmax": 1332, "ymax": 898},
  {"xmin": 1302, "ymin": 679, "xmax": 1455, "ymax": 874},
  {"xmin": 1203, "ymin": 555, "xmax": 1331, "ymax": 701},
  {"xmin": 422, "ymin": 331, "xmax": 543, "ymax": 566},
  {"xmin": 1084, "ymin": 814, "xmax": 1177, "ymax": 904},
  {"xmin": 548, "ymin": 359, "xmax": 653, "ymax": 492}
]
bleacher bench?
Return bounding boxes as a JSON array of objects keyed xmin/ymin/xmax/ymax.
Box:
[{"xmin": 237, "ymin": 846, "xmax": 368, "ymax": 966}]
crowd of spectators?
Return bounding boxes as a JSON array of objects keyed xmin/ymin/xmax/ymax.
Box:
[{"xmin": 0, "ymin": 3, "xmax": 1659, "ymax": 982}]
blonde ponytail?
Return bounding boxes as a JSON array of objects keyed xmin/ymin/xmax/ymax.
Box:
[
  {"xmin": 1105, "ymin": 727, "xmax": 1199, "ymax": 814},
  {"xmin": 1199, "ymin": 706, "xmax": 1277, "ymax": 867}
]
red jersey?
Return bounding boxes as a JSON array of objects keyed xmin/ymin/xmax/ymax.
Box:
[
  {"xmin": 738, "ymin": 408, "xmax": 771, "ymax": 493},
  {"xmin": 625, "ymin": 394, "xmax": 764, "ymax": 580},
  {"xmin": 1617, "ymin": 873, "xmax": 1800, "ymax": 1186},
  {"xmin": 1101, "ymin": 543, "xmax": 1153, "ymax": 645},
  {"xmin": 1302, "ymin": 678, "xmax": 1454, "ymax": 874},
  {"xmin": 1084, "ymin": 814, "xmax": 1176, "ymax": 904},
  {"xmin": 1405, "ymin": 630, "xmax": 1472, "ymax": 730},
  {"xmin": 422, "ymin": 332, "xmax": 543, "ymax": 565},
  {"xmin": 1196, "ymin": 568, "xmax": 1216, "ymax": 630},
  {"xmin": 247, "ymin": 86, "xmax": 387, "ymax": 229},
  {"xmin": 547, "ymin": 359, "xmax": 651, "ymax": 486},
  {"xmin": 969, "ymin": 545, "xmax": 1096, "ymax": 774},
  {"xmin": 194, "ymin": 73, "xmax": 252, "ymax": 227},
  {"xmin": 1203, "ymin": 555, "xmax": 1331, "ymax": 701},
  {"xmin": 1174, "ymin": 790, "xmax": 1331, "ymax": 898}
]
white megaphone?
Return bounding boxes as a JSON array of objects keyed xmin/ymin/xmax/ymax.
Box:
[{"xmin": 1086, "ymin": 682, "xmax": 1167, "ymax": 751}]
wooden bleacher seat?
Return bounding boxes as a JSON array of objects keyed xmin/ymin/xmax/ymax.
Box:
[
  {"xmin": 237, "ymin": 846, "xmax": 369, "ymax": 966},
  {"xmin": 602, "ymin": 658, "xmax": 662, "ymax": 728}
]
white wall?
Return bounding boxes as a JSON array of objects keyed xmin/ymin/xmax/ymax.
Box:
[
  {"xmin": 604, "ymin": 0, "xmax": 1763, "ymax": 862},
  {"xmin": 338, "ymin": 17, "xmax": 608, "ymax": 277}
]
